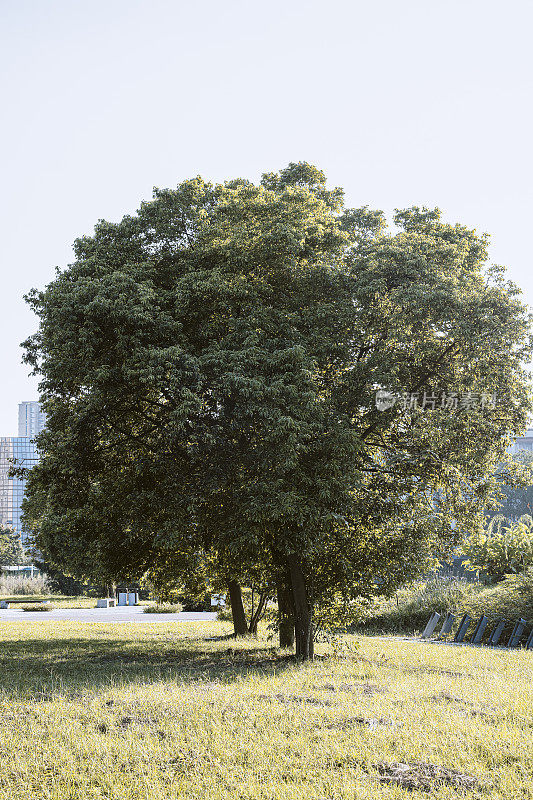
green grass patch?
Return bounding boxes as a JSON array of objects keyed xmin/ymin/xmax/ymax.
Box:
[
  {"xmin": 20, "ymin": 603, "xmax": 55, "ymax": 612},
  {"xmin": 0, "ymin": 596, "xmax": 99, "ymax": 609},
  {"xmin": 0, "ymin": 621, "xmax": 531, "ymax": 798},
  {"xmin": 143, "ymin": 603, "xmax": 183, "ymax": 614}
]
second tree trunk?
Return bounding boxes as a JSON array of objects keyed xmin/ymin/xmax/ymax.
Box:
[
  {"xmin": 276, "ymin": 573, "xmax": 295, "ymax": 648},
  {"xmin": 289, "ymin": 557, "xmax": 314, "ymax": 659},
  {"xmin": 228, "ymin": 580, "xmax": 248, "ymax": 637}
]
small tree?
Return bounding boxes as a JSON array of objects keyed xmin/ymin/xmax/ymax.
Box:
[{"xmin": 0, "ymin": 526, "xmax": 25, "ymax": 566}]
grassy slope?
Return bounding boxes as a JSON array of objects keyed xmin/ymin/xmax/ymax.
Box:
[
  {"xmin": 359, "ymin": 578, "xmax": 533, "ymax": 637},
  {"xmin": 0, "ymin": 620, "xmax": 531, "ymax": 799}
]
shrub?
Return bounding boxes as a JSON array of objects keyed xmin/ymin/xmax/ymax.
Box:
[
  {"xmin": 143, "ymin": 603, "xmax": 183, "ymax": 614},
  {"xmin": 461, "ymin": 514, "xmax": 533, "ymax": 582},
  {"xmin": 0, "ymin": 573, "xmax": 50, "ymax": 596},
  {"xmin": 20, "ymin": 603, "xmax": 54, "ymax": 612},
  {"xmin": 360, "ymin": 571, "xmax": 533, "ymax": 634},
  {"xmin": 512, "ymin": 567, "xmax": 533, "ymax": 598},
  {"xmin": 463, "ymin": 568, "xmax": 533, "ymax": 623},
  {"xmin": 314, "ymin": 594, "xmax": 370, "ymax": 636},
  {"xmin": 359, "ymin": 577, "xmax": 482, "ymax": 634},
  {"xmin": 216, "ymin": 604, "xmax": 233, "ymax": 621}
]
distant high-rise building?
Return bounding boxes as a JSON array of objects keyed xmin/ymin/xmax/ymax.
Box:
[
  {"xmin": 0, "ymin": 402, "xmax": 45, "ymax": 546},
  {"xmin": 18, "ymin": 401, "xmax": 46, "ymax": 438}
]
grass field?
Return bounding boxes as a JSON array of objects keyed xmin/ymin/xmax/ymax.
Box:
[
  {"xmin": 0, "ymin": 620, "xmax": 532, "ymax": 799},
  {"xmin": 0, "ymin": 596, "xmax": 98, "ymax": 608}
]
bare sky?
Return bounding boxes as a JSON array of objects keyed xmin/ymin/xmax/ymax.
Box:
[{"xmin": 1, "ymin": 0, "xmax": 532, "ymax": 433}]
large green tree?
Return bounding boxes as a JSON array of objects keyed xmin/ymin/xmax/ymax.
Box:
[{"xmin": 23, "ymin": 163, "xmax": 532, "ymax": 657}]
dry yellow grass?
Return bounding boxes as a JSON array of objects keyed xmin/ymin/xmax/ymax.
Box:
[{"xmin": 0, "ymin": 621, "xmax": 531, "ymax": 799}]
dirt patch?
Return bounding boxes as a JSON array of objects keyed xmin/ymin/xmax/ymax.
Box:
[
  {"xmin": 324, "ymin": 716, "xmax": 393, "ymax": 730},
  {"xmin": 117, "ymin": 715, "xmax": 160, "ymax": 728},
  {"xmin": 255, "ymin": 693, "xmax": 334, "ymax": 707},
  {"xmin": 433, "ymin": 692, "xmax": 464, "ymax": 704},
  {"xmin": 432, "ymin": 692, "xmax": 496, "ymax": 719},
  {"xmin": 358, "ymin": 682, "xmax": 388, "ymax": 696},
  {"xmin": 318, "ymin": 682, "xmax": 387, "ymax": 695},
  {"xmin": 375, "ymin": 761, "xmax": 490, "ymax": 792},
  {"xmin": 318, "ymin": 683, "xmax": 354, "ymax": 692},
  {"xmin": 424, "ymin": 668, "xmax": 469, "ymax": 678}
]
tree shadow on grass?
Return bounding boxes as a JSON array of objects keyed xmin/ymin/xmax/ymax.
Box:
[{"xmin": 0, "ymin": 632, "xmax": 297, "ymax": 698}]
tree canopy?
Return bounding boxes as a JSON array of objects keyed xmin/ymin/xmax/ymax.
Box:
[{"xmin": 22, "ymin": 162, "xmax": 532, "ymax": 657}]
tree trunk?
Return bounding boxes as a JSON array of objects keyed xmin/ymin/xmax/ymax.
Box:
[
  {"xmin": 248, "ymin": 590, "xmax": 269, "ymax": 636},
  {"xmin": 276, "ymin": 573, "xmax": 295, "ymax": 648},
  {"xmin": 289, "ymin": 557, "xmax": 314, "ymax": 659},
  {"xmin": 228, "ymin": 580, "xmax": 248, "ymax": 637}
]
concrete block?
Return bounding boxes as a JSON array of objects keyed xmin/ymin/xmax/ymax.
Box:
[
  {"xmin": 96, "ymin": 598, "xmax": 116, "ymax": 608},
  {"xmin": 454, "ymin": 613, "xmax": 471, "ymax": 643},
  {"xmin": 438, "ymin": 612, "xmax": 455, "ymax": 638},
  {"xmin": 421, "ymin": 612, "xmax": 441, "ymax": 639},
  {"xmin": 471, "ymin": 615, "xmax": 489, "ymax": 644},
  {"xmin": 507, "ymin": 618, "xmax": 526, "ymax": 648},
  {"xmin": 487, "ymin": 618, "xmax": 506, "ymax": 646}
]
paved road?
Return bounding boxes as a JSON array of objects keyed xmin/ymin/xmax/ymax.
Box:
[{"xmin": 0, "ymin": 607, "xmax": 218, "ymax": 623}]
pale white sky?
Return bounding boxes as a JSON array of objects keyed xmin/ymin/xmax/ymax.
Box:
[{"xmin": 1, "ymin": 0, "xmax": 532, "ymax": 433}]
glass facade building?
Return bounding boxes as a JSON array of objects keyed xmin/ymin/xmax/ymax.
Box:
[
  {"xmin": 0, "ymin": 403, "xmax": 45, "ymax": 545},
  {"xmin": 0, "ymin": 437, "xmax": 39, "ymax": 543}
]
